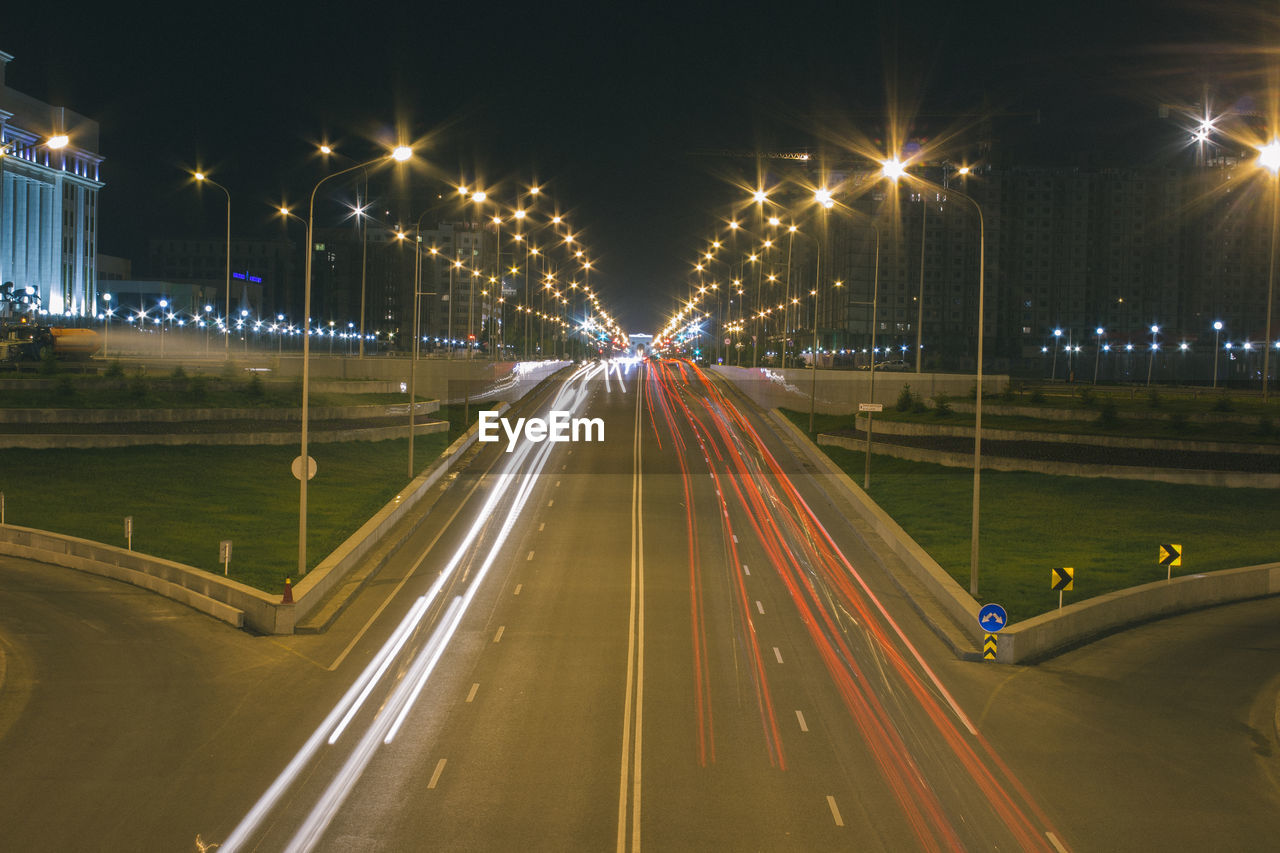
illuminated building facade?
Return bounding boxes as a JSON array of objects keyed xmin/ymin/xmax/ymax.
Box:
[{"xmin": 0, "ymin": 50, "xmax": 104, "ymax": 317}]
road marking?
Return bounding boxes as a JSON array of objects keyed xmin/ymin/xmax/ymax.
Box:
[
  {"xmin": 796, "ymin": 710, "xmax": 808, "ymax": 732},
  {"xmin": 1047, "ymin": 832, "xmax": 1068, "ymax": 853},
  {"xmin": 743, "ymin": 564, "xmax": 750, "ymax": 576},
  {"xmin": 539, "ymin": 522, "xmax": 545, "ymax": 531},
  {"xmin": 756, "ymin": 600, "xmax": 764, "ymax": 614},
  {"xmin": 556, "ymin": 480, "xmax": 561, "ymax": 487},
  {"xmin": 493, "ymin": 625, "xmax": 505, "ymax": 643},
  {"xmin": 527, "ymin": 550, "xmax": 535, "ymax": 561},
  {"xmin": 428, "ymin": 759, "xmax": 447, "ymax": 789},
  {"xmin": 732, "ymin": 534, "xmax": 738, "ymax": 544},
  {"xmin": 773, "ymin": 646, "xmax": 783, "ymax": 664},
  {"xmin": 826, "ymin": 796, "xmax": 844, "ymax": 827},
  {"xmin": 466, "ymin": 683, "xmax": 479, "ymax": 703},
  {"xmin": 548, "ymin": 499, "xmax": 555, "ymax": 507},
  {"xmin": 561, "ymin": 464, "xmax": 566, "ymax": 470},
  {"xmin": 514, "ymin": 584, "xmax": 523, "ymax": 596},
  {"xmin": 618, "ymin": 367, "xmax": 646, "ymax": 853}
]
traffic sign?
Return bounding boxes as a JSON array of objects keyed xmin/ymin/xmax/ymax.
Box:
[
  {"xmin": 291, "ymin": 455, "xmax": 317, "ymax": 481},
  {"xmin": 859, "ymin": 402, "xmax": 884, "ymax": 412},
  {"xmin": 1051, "ymin": 566, "xmax": 1074, "ymax": 591},
  {"xmin": 983, "ymin": 634, "xmax": 998, "ymax": 660},
  {"xmin": 977, "ymin": 603, "xmax": 1007, "ymax": 633},
  {"xmin": 1158, "ymin": 543, "xmax": 1182, "ymax": 567}
]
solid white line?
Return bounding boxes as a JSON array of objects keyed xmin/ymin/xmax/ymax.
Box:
[
  {"xmin": 756, "ymin": 601, "xmax": 765, "ymax": 615},
  {"xmin": 427, "ymin": 759, "xmax": 447, "ymax": 790},
  {"xmin": 514, "ymin": 584, "xmax": 522, "ymax": 596},
  {"xmin": 796, "ymin": 710, "xmax": 808, "ymax": 732},
  {"xmin": 1047, "ymin": 831, "xmax": 1069, "ymax": 853},
  {"xmin": 493, "ymin": 625, "xmax": 505, "ymax": 643},
  {"xmin": 466, "ymin": 683, "xmax": 479, "ymax": 703},
  {"xmin": 826, "ymin": 796, "xmax": 844, "ymax": 827},
  {"xmin": 773, "ymin": 646, "xmax": 783, "ymax": 664}
]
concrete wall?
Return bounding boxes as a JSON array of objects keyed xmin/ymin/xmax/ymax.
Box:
[
  {"xmin": 711, "ymin": 366, "xmax": 1006, "ymax": 416},
  {"xmin": 818, "ymin": 432, "xmax": 1280, "ymax": 488},
  {"xmin": 0, "ymin": 401, "xmax": 438, "ymax": 425},
  {"xmin": 0, "ymin": 420, "xmax": 449, "ymax": 450}
]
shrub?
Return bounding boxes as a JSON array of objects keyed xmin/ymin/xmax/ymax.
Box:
[
  {"xmin": 1212, "ymin": 394, "xmax": 1234, "ymax": 413},
  {"xmin": 1146, "ymin": 389, "xmax": 1162, "ymax": 409},
  {"xmin": 1078, "ymin": 386, "xmax": 1095, "ymax": 407},
  {"xmin": 105, "ymin": 360, "xmax": 125, "ymax": 378},
  {"xmin": 1168, "ymin": 411, "xmax": 1189, "ymax": 432},
  {"xmin": 967, "ymin": 383, "xmax": 978, "ymax": 401},
  {"xmin": 243, "ymin": 373, "xmax": 265, "ymax": 399},
  {"xmin": 1097, "ymin": 400, "xmax": 1121, "ymax": 429},
  {"xmin": 189, "ymin": 374, "xmax": 208, "ymax": 402},
  {"xmin": 933, "ymin": 393, "xmax": 952, "ymax": 417},
  {"xmin": 220, "ymin": 360, "xmax": 239, "ymax": 381},
  {"xmin": 896, "ymin": 383, "xmax": 914, "ymax": 412},
  {"xmin": 1001, "ymin": 383, "xmax": 1017, "ymax": 403},
  {"xmin": 171, "ymin": 365, "xmax": 188, "ymax": 381},
  {"xmin": 1029, "ymin": 388, "xmax": 1046, "ymax": 405},
  {"xmin": 1258, "ymin": 415, "xmax": 1275, "ymax": 438},
  {"xmin": 38, "ymin": 347, "xmax": 59, "ymax": 374},
  {"xmin": 912, "ymin": 396, "xmax": 930, "ymax": 414},
  {"xmin": 128, "ymin": 374, "xmax": 149, "ymax": 401},
  {"xmin": 55, "ymin": 375, "xmax": 76, "ymax": 399}
]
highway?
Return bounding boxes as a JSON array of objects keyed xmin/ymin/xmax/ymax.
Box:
[{"xmin": 1, "ymin": 358, "xmax": 1278, "ymax": 851}]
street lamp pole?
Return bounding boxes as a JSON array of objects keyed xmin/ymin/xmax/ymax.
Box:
[
  {"xmin": 1213, "ymin": 321, "xmax": 1223, "ymax": 389},
  {"xmin": 193, "ymin": 173, "xmax": 231, "ymax": 357},
  {"xmin": 297, "ymin": 146, "xmax": 411, "ymax": 578}
]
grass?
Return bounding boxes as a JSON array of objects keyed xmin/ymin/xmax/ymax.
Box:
[
  {"xmin": 0, "ymin": 434, "xmax": 452, "ymax": 594},
  {"xmin": 779, "ymin": 409, "xmax": 1280, "ymax": 623}
]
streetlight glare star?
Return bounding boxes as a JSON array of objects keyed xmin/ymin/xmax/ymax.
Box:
[
  {"xmin": 881, "ymin": 158, "xmax": 906, "ymax": 180},
  {"xmin": 1258, "ymin": 141, "xmax": 1280, "ymax": 174},
  {"xmin": 391, "ymin": 145, "xmax": 412, "ymax": 162}
]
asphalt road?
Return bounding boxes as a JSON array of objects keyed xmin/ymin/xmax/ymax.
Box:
[{"xmin": 1, "ymin": 357, "xmax": 1278, "ymax": 851}]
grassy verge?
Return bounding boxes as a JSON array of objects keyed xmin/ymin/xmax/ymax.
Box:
[
  {"xmin": 780, "ymin": 409, "xmax": 1280, "ymax": 623},
  {"xmin": 0, "ymin": 433, "xmax": 450, "ymax": 594}
]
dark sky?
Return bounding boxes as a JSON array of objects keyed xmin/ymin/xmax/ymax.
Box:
[{"xmin": 1, "ymin": 0, "xmax": 1255, "ymax": 331}]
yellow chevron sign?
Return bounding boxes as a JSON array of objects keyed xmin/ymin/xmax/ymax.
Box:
[
  {"xmin": 1159, "ymin": 544, "xmax": 1182, "ymax": 567},
  {"xmin": 983, "ymin": 634, "xmax": 998, "ymax": 660},
  {"xmin": 1051, "ymin": 566, "xmax": 1074, "ymax": 592}
]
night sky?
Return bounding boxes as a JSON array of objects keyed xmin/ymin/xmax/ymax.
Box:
[{"xmin": 1, "ymin": 0, "xmax": 1258, "ymax": 330}]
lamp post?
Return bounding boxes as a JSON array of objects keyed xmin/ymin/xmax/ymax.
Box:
[
  {"xmin": 1093, "ymin": 327, "xmax": 1105, "ymax": 384},
  {"xmin": 1147, "ymin": 324, "xmax": 1160, "ymax": 386},
  {"xmin": 192, "ymin": 172, "xmax": 231, "ymax": 357},
  {"xmin": 1258, "ymin": 141, "xmax": 1280, "ymax": 402},
  {"xmin": 1213, "ymin": 321, "xmax": 1223, "ymax": 388},
  {"xmin": 101, "ymin": 293, "xmax": 112, "ymax": 358},
  {"xmin": 1051, "ymin": 328, "xmax": 1062, "ymax": 381},
  {"xmin": 296, "ymin": 145, "xmax": 412, "ymax": 578}
]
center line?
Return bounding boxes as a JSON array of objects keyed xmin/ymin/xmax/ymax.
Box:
[
  {"xmin": 428, "ymin": 759, "xmax": 447, "ymax": 789},
  {"xmin": 826, "ymin": 796, "xmax": 844, "ymax": 827},
  {"xmin": 755, "ymin": 601, "xmax": 764, "ymax": 615},
  {"xmin": 466, "ymin": 683, "xmax": 479, "ymax": 703},
  {"xmin": 493, "ymin": 625, "xmax": 505, "ymax": 643},
  {"xmin": 773, "ymin": 647, "xmax": 783, "ymax": 663},
  {"xmin": 796, "ymin": 710, "xmax": 808, "ymax": 732}
]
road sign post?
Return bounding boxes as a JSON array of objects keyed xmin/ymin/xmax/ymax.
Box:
[
  {"xmin": 977, "ymin": 604, "xmax": 1007, "ymax": 662},
  {"xmin": 1159, "ymin": 543, "xmax": 1182, "ymax": 581},
  {"xmin": 1052, "ymin": 566, "xmax": 1074, "ymax": 609},
  {"xmin": 219, "ymin": 539, "xmax": 232, "ymax": 576},
  {"xmin": 124, "ymin": 515, "xmax": 133, "ymax": 551}
]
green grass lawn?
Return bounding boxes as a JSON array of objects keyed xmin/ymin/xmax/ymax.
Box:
[
  {"xmin": 0, "ymin": 433, "xmax": 453, "ymax": 595},
  {"xmin": 780, "ymin": 409, "xmax": 1280, "ymax": 624}
]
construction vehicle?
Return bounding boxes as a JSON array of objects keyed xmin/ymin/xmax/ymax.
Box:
[{"xmin": 0, "ymin": 283, "xmax": 101, "ymax": 362}]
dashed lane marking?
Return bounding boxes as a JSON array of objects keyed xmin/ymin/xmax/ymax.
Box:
[
  {"xmin": 773, "ymin": 647, "xmax": 783, "ymax": 664},
  {"xmin": 826, "ymin": 796, "xmax": 844, "ymax": 827},
  {"xmin": 428, "ymin": 759, "xmax": 447, "ymax": 789},
  {"xmin": 796, "ymin": 710, "xmax": 808, "ymax": 732},
  {"xmin": 466, "ymin": 684, "xmax": 479, "ymax": 703},
  {"xmin": 755, "ymin": 601, "xmax": 764, "ymax": 615},
  {"xmin": 514, "ymin": 584, "xmax": 523, "ymax": 596},
  {"xmin": 493, "ymin": 625, "xmax": 505, "ymax": 643}
]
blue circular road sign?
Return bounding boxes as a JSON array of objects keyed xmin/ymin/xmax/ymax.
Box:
[{"xmin": 978, "ymin": 603, "xmax": 1008, "ymax": 633}]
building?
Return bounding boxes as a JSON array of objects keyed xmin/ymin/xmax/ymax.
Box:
[
  {"xmin": 0, "ymin": 50, "xmax": 104, "ymax": 317},
  {"xmin": 144, "ymin": 238, "xmax": 286, "ymax": 318}
]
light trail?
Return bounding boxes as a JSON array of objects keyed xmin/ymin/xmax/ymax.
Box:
[{"xmin": 220, "ymin": 363, "xmax": 599, "ymax": 853}]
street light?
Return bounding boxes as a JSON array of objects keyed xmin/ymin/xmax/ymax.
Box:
[
  {"xmin": 1258, "ymin": 141, "xmax": 1280, "ymax": 402},
  {"xmin": 192, "ymin": 172, "xmax": 231, "ymax": 357},
  {"xmin": 1093, "ymin": 327, "xmax": 1105, "ymax": 384},
  {"xmin": 297, "ymin": 144, "xmax": 412, "ymax": 578},
  {"xmin": 1213, "ymin": 321, "xmax": 1223, "ymax": 389},
  {"xmin": 1147, "ymin": 324, "xmax": 1160, "ymax": 386},
  {"xmin": 1051, "ymin": 328, "xmax": 1062, "ymax": 381}
]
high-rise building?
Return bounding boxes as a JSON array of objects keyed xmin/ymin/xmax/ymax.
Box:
[{"xmin": 0, "ymin": 50, "xmax": 104, "ymax": 317}]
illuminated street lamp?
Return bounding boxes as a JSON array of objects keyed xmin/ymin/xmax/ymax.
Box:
[
  {"xmin": 1147, "ymin": 324, "xmax": 1160, "ymax": 386},
  {"xmin": 296, "ymin": 144, "xmax": 412, "ymax": 578},
  {"xmin": 192, "ymin": 172, "xmax": 232, "ymax": 356},
  {"xmin": 1093, "ymin": 327, "xmax": 1105, "ymax": 384},
  {"xmin": 1258, "ymin": 141, "xmax": 1280, "ymax": 401},
  {"xmin": 1213, "ymin": 321, "xmax": 1224, "ymax": 389}
]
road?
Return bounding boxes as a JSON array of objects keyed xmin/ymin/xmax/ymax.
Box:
[{"xmin": 1, "ymin": 358, "xmax": 1278, "ymax": 851}]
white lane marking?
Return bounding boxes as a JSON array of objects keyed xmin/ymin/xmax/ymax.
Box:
[
  {"xmin": 773, "ymin": 646, "xmax": 783, "ymax": 664},
  {"xmin": 428, "ymin": 759, "xmax": 447, "ymax": 789},
  {"xmin": 1047, "ymin": 832, "xmax": 1068, "ymax": 853},
  {"xmin": 743, "ymin": 564, "xmax": 750, "ymax": 576},
  {"xmin": 527, "ymin": 550, "xmax": 535, "ymax": 561},
  {"xmin": 466, "ymin": 684, "xmax": 479, "ymax": 703},
  {"xmin": 548, "ymin": 499, "xmax": 555, "ymax": 507},
  {"xmin": 826, "ymin": 796, "xmax": 844, "ymax": 827},
  {"xmin": 514, "ymin": 584, "xmax": 523, "ymax": 596},
  {"xmin": 732, "ymin": 535, "xmax": 738, "ymax": 544},
  {"xmin": 493, "ymin": 625, "xmax": 505, "ymax": 643},
  {"xmin": 539, "ymin": 522, "xmax": 545, "ymax": 531},
  {"xmin": 755, "ymin": 601, "xmax": 764, "ymax": 615},
  {"xmin": 796, "ymin": 710, "xmax": 808, "ymax": 732}
]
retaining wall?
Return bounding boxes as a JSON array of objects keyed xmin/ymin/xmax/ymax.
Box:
[{"xmin": 711, "ymin": 365, "xmax": 1006, "ymax": 416}]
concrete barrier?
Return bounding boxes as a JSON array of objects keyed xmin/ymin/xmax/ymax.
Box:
[
  {"xmin": 817, "ymin": 432, "xmax": 1280, "ymax": 488},
  {"xmin": 997, "ymin": 563, "xmax": 1280, "ymax": 663},
  {"xmin": 711, "ymin": 365, "xmax": 1006, "ymax": 415},
  {"xmin": 0, "ymin": 401, "xmax": 439, "ymax": 425},
  {"xmin": 0, "ymin": 419, "xmax": 449, "ymax": 449}
]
